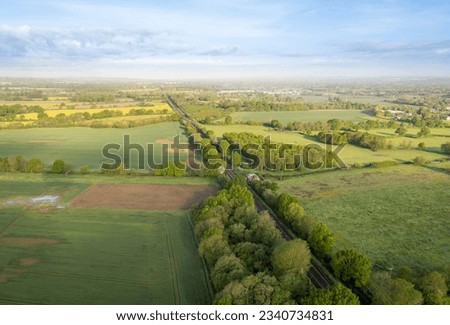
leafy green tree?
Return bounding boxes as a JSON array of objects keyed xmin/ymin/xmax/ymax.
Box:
[
  {"xmin": 51, "ymin": 159, "xmax": 66, "ymax": 174},
  {"xmin": 298, "ymin": 215, "xmax": 317, "ymax": 240},
  {"xmin": 412, "ymin": 156, "xmax": 428, "ymax": 166},
  {"xmin": 234, "ymin": 242, "xmax": 271, "ymax": 273},
  {"xmin": 8, "ymin": 155, "xmax": 27, "ymax": 172},
  {"xmin": 371, "ymin": 272, "xmax": 423, "ymax": 305},
  {"xmin": 302, "ymin": 283, "xmax": 360, "ymax": 305},
  {"xmin": 272, "ymin": 239, "xmax": 311, "ymax": 276},
  {"xmin": 225, "ymin": 115, "xmax": 233, "ymax": 125},
  {"xmin": 231, "ymin": 151, "xmax": 241, "ymax": 168},
  {"xmin": 308, "ymin": 222, "xmax": 335, "ymax": 259},
  {"xmin": 271, "ymin": 120, "xmax": 282, "ymax": 129},
  {"xmin": 284, "ymin": 202, "xmax": 304, "ymax": 233},
  {"xmin": 418, "ymin": 271, "xmax": 448, "ymax": 305},
  {"xmin": 226, "ymin": 184, "xmax": 254, "ymax": 207},
  {"xmin": 417, "ymin": 126, "xmax": 430, "ymax": 138},
  {"xmin": 198, "ymin": 234, "xmax": 231, "ymax": 268},
  {"xmin": 395, "ymin": 126, "xmax": 407, "ymax": 136},
  {"xmin": 210, "ymin": 254, "xmax": 249, "ymax": 292},
  {"xmin": 327, "ymin": 119, "xmax": 342, "ymax": 131},
  {"xmin": 331, "ymin": 249, "xmax": 371, "ymax": 288},
  {"xmin": 276, "ymin": 192, "xmax": 300, "ymax": 216},
  {"xmin": 279, "ymin": 272, "xmax": 311, "ymax": 302},
  {"xmin": 219, "ymin": 139, "xmax": 230, "ymax": 158},
  {"xmin": 27, "ymin": 158, "xmax": 44, "ymax": 173},
  {"xmin": 214, "ymin": 272, "xmax": 292, "ymax": 305},
  {"xmin": 441, "ymin": 142, "xmax": 450, "ymax": 154},
  {"xmin": 80, "ymin": 165, "xmax": 89, "ymax": 174},
  {"xmin": 248, "ymin": 211, "xmax": 282, "ymax": 249}
]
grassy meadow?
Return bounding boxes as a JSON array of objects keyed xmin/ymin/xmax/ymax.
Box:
[
  {"xmin": 228, "ymin": 110, "xmax": 375, "ymax": 124},
  {"xmin": 206, "ymin": 124, "xmax": 448, "ymax": 166},
  {"xmin": 0, "ymin": 122, "xmax": 187, "ymax": 169},
  {"xmin": 279, "ymin": 165, "xmax": 450, "ymax": 273}
]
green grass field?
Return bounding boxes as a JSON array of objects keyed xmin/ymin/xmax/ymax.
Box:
[
  {"xmin": 367, "ymin": 127, "xmax": 450, "ymax": 152},
  {"xmin": 279, "ymin": 165, "xmax": 450, "ymax": 273},
  {"xmin": 0, "ymin": 122, "xmax": 187, "ymax": 169},
  {"xmin": 228, "ymin": 110, "xmax": 375, "ymax": 124},
  {"xmin": 0, "ymin": 174, "xmax": 213, "ymax": 304},
  {"xmin": 302, "ymin": 95, "xmax": 387, "ymax": 105},
  {"xmin": 206, "ymin": 125, "xmax": 448, "ymax": 165}
]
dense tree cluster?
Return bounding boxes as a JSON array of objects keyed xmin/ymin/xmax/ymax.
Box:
[
  {"xmin": 0, "ymin": 156, "xmax": 44, "ymax": 173},
  {"xmin": 192, "ymin": 179, "xmax": 360, "ymax": 305},
  {"xmin": 441, "ymin": 142, "xmax": 450, "ymax": 155},
  {"xmin": 345, "ymin": 131, "xmax": 387, "ymax": 151},
  {"xmin": 0, "ymin": 104, "xmax": 45, "ymax": 121}
]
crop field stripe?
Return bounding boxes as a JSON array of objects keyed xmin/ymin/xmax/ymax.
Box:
[
  {"xmin": 0, "ymin": 298, "xmax": 43, "ymax": 305},
  {"xmin": 68, "ymin": 184, "xmax": 94, "ymax": 206},
  {"xmin": 186, "ymin": 216, "xmax": 214, "ymax": 301},
  {"xmin": 24, "ymin": 270, "xmax": 157, "ymax": 285},
  {"xmin": 164, "ymin": 218, "xmax": 181, "ymax": 304},
  {"xmin": 0, "ymin": 208, "xmax": 28, "ymax": 236}
]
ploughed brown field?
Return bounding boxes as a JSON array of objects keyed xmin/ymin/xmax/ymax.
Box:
[{"xmin": 71, "ymin": 183, "xmax": 218, "ymax": 210}]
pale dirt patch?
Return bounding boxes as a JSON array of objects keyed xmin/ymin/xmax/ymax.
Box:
[
  {"xmin": 0, "ymin": 268, "xmax": 25, "ymax": 284},
  {"xmin": 71, "ymin": 183, "xmax": 218, "ymax": 210},
  {"xmin": 24, "ymin": 140, "xmax": 61, "ymax": 144},
  {"xmin": 18, "ymin": 257, "xmax": 41, "ymax": 267},
  {"xmin": 155, "ymin": 138, "xmax": 174, "ymax": 145},
  {"xmin": 0, "ymin": 237, "xmax": 60, "ymax": 247}
]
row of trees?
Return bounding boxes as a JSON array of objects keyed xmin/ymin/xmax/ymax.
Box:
[
  {"xmin": 0, "ymin": 113, "xmax": 179, "ymax": 130},
  {"xmin": 251, "ymin": 180, "xmax": 371, "ymax": 286},
  {"xmin": 193, "ymin": 178, "xmax": 359, "ymax": 304},
  {"xmin": 0, "ymin": 156, "xmax": 72, "ymax": 174}
]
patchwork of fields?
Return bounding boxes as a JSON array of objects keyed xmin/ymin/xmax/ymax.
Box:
[
  {"xmin": 279, "ymin": 164, "xmax": 450, "ymax": 273},
  {"xmin": 206, "ymin": 125, "xmax": 448, "ymax": 165},
  {"xmin": 0, "ymin": 174, "xmax": 216, "ymax": 304}
]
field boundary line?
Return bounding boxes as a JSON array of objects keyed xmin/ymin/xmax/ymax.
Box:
[
  {"xmin": 0, "ymin": 207, "xmax": 29, "ymax": 237},
  {"xmin": 69, "ymin": 184, "xmax": 94, "ymax": 206},
  {"xmin": 25, "ymin": 270, "xmax": 157, "ymax": 285},
  {"xmin": 186, "ymin": 215, "xmax": 214, "ymax": 303},
  {"xmin": 164, "ymin": 219, "xmax": 181, "ymax": 304}
]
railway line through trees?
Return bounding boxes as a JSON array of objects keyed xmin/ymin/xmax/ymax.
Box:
[{"xmin": 167, "ymin": 96, "xmax": 334, "ymax": 289}]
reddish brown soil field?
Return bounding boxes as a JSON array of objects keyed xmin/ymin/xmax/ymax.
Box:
[{"xmin": 71, "ymin": 183, "xmax": 218, "ymax": 210}]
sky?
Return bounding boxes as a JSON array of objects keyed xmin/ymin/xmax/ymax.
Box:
[{"xmin": 0, "ymin": 0, "xmax": 449, "ymax": 80}]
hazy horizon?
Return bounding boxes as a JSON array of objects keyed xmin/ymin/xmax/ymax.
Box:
[{"xmin": 1, "ymin": 0, "xmax": 449, "ymax": 80}]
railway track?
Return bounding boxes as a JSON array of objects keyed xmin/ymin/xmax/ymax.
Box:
[
  {"xmin": 170, "ymin": 97, "xmax": 333, "ymax": 289},
  {"xmin": 224, "ymin": 169, "xmax": 332, "ymax": 289}
]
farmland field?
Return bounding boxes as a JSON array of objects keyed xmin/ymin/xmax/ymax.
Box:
[
  {"xmin": 0, "ymin": 100, "xmax": 171, "ymax": 112},
  {"xmin": 279, "ymin": 165, "xmax": 450, "ymax": 273},
  {"xmin": 228, "ymin": 110, "xmax": 375, "ymax": 124},
  {"xmin": 0, "ymin": 174, "xmax": 215, "ymax": 304},
  {"xmin": 44, "ymin": 102, "xmax": 171, "ymax": 118},
  {"xmin": 0, "ymin": 122, "xmax": 187, "ymax": 169},
  {"xmin": 367, "ymin": 127, "xmax": 450, "ymax": 152}
]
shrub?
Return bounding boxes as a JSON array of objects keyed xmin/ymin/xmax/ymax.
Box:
[
  {"xmin": 371, "ymin": 160, "xmax": 399, "ymax": 168},
  {"xmin": 51, "ymin": 159, "xmax": 66, "ymax": 174}
]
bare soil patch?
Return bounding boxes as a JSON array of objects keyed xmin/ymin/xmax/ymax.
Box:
[
  {"xmin": 18, "ymin": 257, "xmax": 41, "ymax": 267},
  {"xmin": 71, "ymin": 183, "xmax": 218, "ymax": 210},
  {"xmin": 155, "ymin": 138, "xmax": 174, "ymax": 145},
  {"xmin": 0, "ymin": 237, "xmax": 60, "ymax": 247},
  {"xmin": 24, "ymin": 140, "xmax": 61, "ymax": 144}
]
